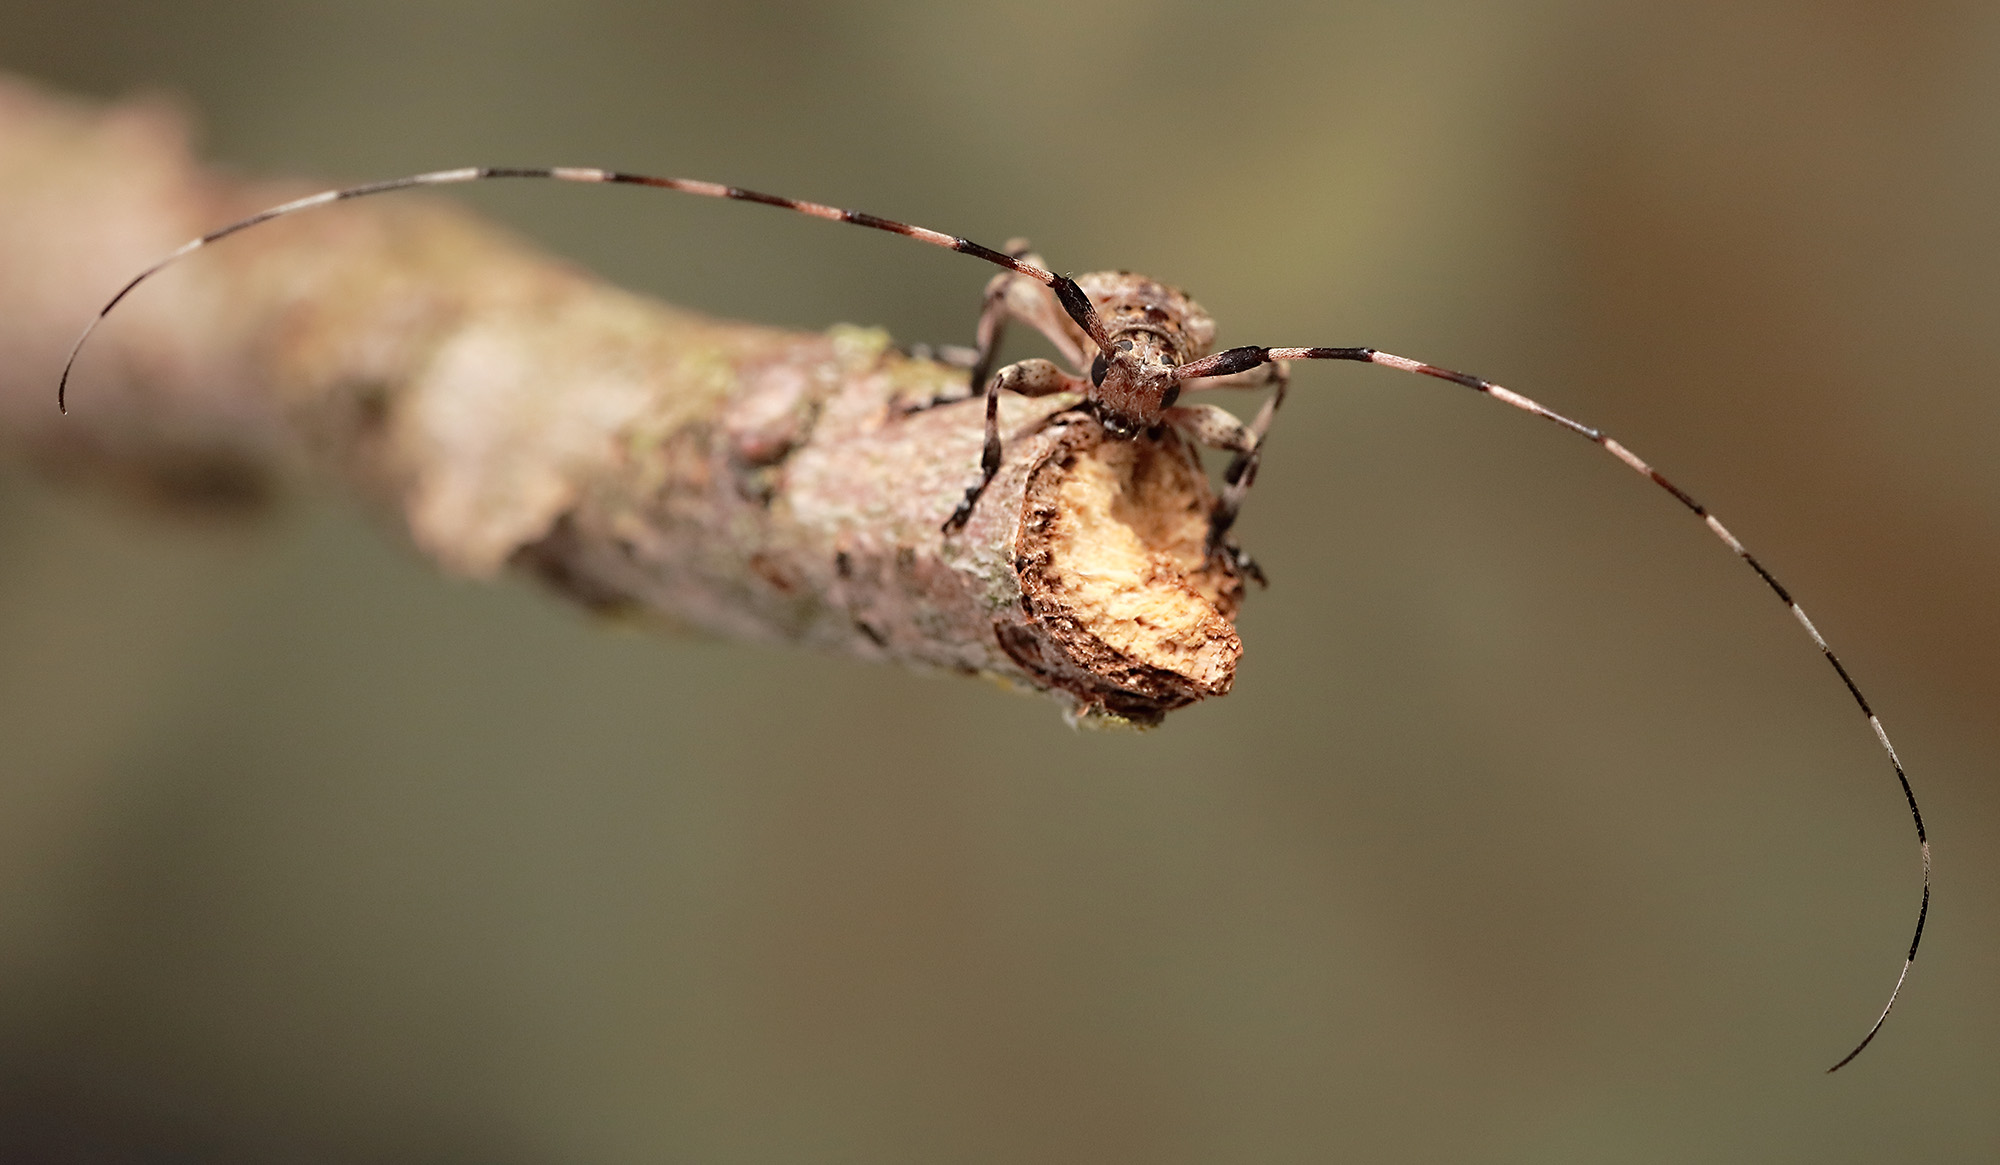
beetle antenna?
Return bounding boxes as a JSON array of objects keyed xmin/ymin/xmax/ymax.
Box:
[
  {"xmin": 58, "ymin": 166, "xmax": 1114, "ymax": 412},
  {"xmin": 1172, "ymin": 342, "xmax": 1929, "ymax": 1071}
]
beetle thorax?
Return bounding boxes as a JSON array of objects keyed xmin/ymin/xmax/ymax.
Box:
[{"xmin": 1075, "ymin": 271, "xmax": 1216, "ymax": 437}]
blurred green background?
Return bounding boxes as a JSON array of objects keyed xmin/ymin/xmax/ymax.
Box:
[{"xmin": 2, "ymin": 1, "xmax": 1996, "ymax": 1160}]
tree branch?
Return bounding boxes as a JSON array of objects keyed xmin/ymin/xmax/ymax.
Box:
[{"xmin": 0, "ymin": 76, "xmax": 1247, "ymax": 725}]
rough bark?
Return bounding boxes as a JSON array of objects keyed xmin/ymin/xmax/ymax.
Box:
[{"xmin": 0, "ymin": 76, "xmax": 1244, "ymax": 725}]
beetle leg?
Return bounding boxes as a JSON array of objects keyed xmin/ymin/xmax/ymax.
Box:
[
  {"xmin": 1168, "ymin": 359, "xmax": 1289, "ymax": 556},
  {"xmin": 942, "ymin": 358, "xmax": 1086, "ymax": 533}
]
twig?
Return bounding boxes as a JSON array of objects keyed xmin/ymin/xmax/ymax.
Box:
[{"xmin": 0, "ymin": 76, "xmax": 1245, "ymax": 725}]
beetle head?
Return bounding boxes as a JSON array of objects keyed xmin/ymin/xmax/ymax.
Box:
[{"xmin": 1070, "ymin": 271, "xmax": 1216, "ymax": 436}]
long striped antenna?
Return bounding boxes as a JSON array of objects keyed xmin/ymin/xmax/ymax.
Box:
[
  {"xmin": 1176, "ymin": 343, "xmax": 1929, "ymax": 1071},
  {"xmin": 56, "ymin": 166, "xmax": 1117, "ymax": 413}
]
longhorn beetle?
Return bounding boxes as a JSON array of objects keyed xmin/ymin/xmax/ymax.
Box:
[{"xmin": 58, "ymin": 166, "xmax": 1929, "ymax": 1071}]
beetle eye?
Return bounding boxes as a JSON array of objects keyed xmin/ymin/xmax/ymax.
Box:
[{"xmin": 1090, "ymin": 353, "xmax": 1108, "ymax": 387}]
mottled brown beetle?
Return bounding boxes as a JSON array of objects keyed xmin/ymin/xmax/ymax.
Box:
[{"xmin": 58, "ymin": 166, "xmax": 1928, "ymax": 1072}]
